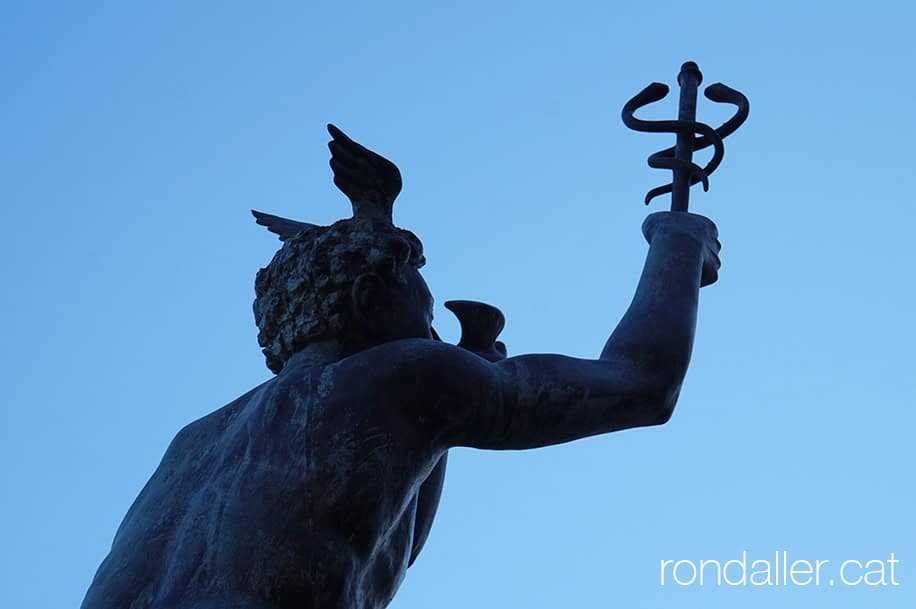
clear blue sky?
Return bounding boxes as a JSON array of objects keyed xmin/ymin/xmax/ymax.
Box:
[{"xmin": 2, "ymin": 2, "xmax": 913, "ymax": 608}]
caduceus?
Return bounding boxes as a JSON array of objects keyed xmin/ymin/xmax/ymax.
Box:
[{"xmin": 622, "ymin": 61, "xmax": 749, "ymax": 211}]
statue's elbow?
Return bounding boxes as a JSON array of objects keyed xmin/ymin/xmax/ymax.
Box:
[
  {"xmin": 647, "ymin": 383, "xmax": 682, "ymax": 426},
  {"xmin": 653, "ymin": 399, "xmax": 675, "ymax": 426}
]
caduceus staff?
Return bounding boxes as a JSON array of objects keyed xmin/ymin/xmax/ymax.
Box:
[{"xmin": 622, "ymin": 61, "xmax": 749, "ymax": 211}]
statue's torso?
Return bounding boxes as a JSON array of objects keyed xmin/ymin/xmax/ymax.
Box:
[{"xmin": 82, "ymin": 349, "xmax": 442, "ymax": 609}]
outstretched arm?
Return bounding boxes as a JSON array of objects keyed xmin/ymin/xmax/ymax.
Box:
[{"xmin": 423, "ymin": 212, "xmax": 720, "ymax": 450}]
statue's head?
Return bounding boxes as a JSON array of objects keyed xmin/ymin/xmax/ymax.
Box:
[
  {"xmin": 252, "ymin": 125, "xmax": 432, "ymax": 374},
  {"xmin": 253, "ymin": 218, "xmax": 428, "ymax": 373}
]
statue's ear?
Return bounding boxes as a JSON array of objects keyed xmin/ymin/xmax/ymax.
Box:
[{"xmin": 351, "ymin": 273, "xmax": 387, "ymax": 326}]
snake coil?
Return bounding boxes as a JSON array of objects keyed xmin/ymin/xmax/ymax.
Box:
[{"xmin": 622, "ymin": 81, "xmax": 749, "ymax": 206}]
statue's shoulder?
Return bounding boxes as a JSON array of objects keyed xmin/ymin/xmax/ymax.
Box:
[
  {"xmin": 347, "ymin": 338, "xmax": 477, "ymax": 377},
  {"xmin": 110, "ymin": 382, "xmax": 272, "ymax": 546},
  {"xmin": 255, "ymin": 340, "xmax": 487, "ymax": 425},
  {"xmin": 337, "ymin": 338, "xmax": 494, "ymax": 405},
  {"xmin": 165, "ymin": 379, "xmax": 275, "ymax": 457}
]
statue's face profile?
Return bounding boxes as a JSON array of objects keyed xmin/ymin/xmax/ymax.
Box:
[
  {"xmin": 352, "ymin": 266, "xmax": 434, "ymax": 345},
  {"xmin": 395, "ymin": 267, "xmax": 435, "ymax": 340}
]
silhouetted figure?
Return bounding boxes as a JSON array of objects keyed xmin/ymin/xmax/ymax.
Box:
[{"xmin": 82, "ymin": 125, "xmax": 721, "ymax": 609}]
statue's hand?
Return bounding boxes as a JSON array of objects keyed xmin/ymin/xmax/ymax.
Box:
[{"xmin": 642, "ymin": 211, "xmax": 721, "ymax": 287}]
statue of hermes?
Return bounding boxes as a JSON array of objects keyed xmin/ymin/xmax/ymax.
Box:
[{"xmin": 82, "ymin": 124, "xmax": 721, "ymax": 609}]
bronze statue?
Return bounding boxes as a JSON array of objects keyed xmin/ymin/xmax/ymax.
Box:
[{"xmin": 81, "ymin": 121, "xmax": 723, "ymax": 609}]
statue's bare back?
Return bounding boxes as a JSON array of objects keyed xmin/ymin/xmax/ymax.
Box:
[{"xmin": 90, "ymin": 342, "xmax": 452, "ymax": 609}]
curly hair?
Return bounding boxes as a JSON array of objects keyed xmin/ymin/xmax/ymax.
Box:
[{"xmin": 253, "ymin": 217, "xmax": 426, "ymax": 374}]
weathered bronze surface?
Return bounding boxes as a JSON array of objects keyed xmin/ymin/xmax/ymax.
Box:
[{"xmin": 82, "ymin": 83, "xmax": 739, "ymax": 606}]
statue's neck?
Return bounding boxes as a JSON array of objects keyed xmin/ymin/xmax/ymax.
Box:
[
  {"xmin": 281, "ymin": 336, "xmax": 377, "ymax": 372},
  {"xmin": 282, "ymin": 340, "xmax": 349, "ymax": 371}
]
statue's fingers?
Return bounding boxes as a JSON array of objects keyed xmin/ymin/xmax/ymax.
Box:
[
  {"xmin": 699, "ymin": 241, "xmax": 721, "ymax": 287},
  {"xmin": 700, "ymin": 265, "xmax": 718, "ymax": 287},
  {"xmin": 710, "ymin": 249, "xmax": 721, "ymax": 270}
]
